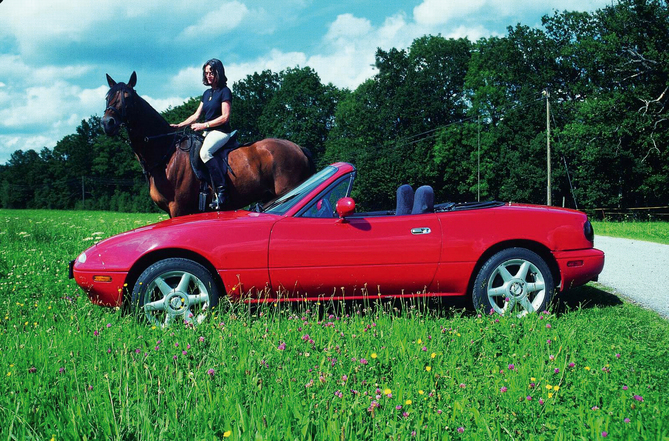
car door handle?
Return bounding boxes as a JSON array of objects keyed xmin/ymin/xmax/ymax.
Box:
[{"xmin": 411, "ymin": 227, "xmax": 431, "ymax": 235}]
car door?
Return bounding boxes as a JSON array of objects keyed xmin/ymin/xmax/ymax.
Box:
[{"xmin": 268, "ymin": 209, "xmax": 442, "ymax": 298}]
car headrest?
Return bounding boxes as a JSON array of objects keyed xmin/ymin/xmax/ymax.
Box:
[
  {"xmin": 396, "ymin": 184, "xmax": 414, "ymax": 215},
  {"xmin": 412, "ymin": 185, "xmax": 434, "ymax": 214}
]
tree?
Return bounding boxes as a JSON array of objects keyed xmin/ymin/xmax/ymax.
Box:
[
  {"xmin": 231, "ymin": 70, "xmax": 280, "ymax": 143},
  {"xmin": 258, "ymin": 67, "xmax": 340, "ymax": 162}
]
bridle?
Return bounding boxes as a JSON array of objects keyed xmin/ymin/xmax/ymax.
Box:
[{"xmin": 104, "ymin": 83, "xmax": 134, "ymax": 127}]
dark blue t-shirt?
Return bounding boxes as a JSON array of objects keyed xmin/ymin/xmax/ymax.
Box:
[{"xmin": 201, "ymin": 87, "xmax": 232, "ymax": 133}]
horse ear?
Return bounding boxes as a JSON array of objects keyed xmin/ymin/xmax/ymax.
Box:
[
  {"xmin": 106, "ymin": 74, "xmax": 116, "ymax": 88},
  {"xmin": 128, "ymin": 71, "xmax": 137, "ymax": 88}
]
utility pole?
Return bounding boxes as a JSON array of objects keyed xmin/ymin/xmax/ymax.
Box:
[
  {"xmin": 544, "ymin": 90, "xmax": 551, "ymax": 206},
  {"xmin": 477, "ymin": 114, "xmax": 481, "ymax": 202}
]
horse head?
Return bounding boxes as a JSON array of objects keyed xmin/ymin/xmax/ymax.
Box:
[{"xmin": 102, "ymin": 72, "xmax": 137, "ymax": 136}]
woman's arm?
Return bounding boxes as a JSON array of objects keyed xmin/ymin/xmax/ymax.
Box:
[
  {"xmin": 171, "ymin": 102, "xmax": 204, "ymax": 128},
  {"xmin": 192, "ymin": 101, "xmax": 230, "ymax": 132}
]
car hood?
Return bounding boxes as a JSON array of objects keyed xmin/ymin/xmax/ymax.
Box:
[{"xmin": 75, "ymin": 209, "xmax": 280, "ymax": 272}]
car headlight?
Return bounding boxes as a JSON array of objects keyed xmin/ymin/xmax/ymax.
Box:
[{"xmin": 78, "ymin": 252, "xmax": 87, "ymax": 264}]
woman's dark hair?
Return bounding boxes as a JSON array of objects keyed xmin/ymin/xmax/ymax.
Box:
[{"xmin": 202, "ymin": 58, "xmax": 227, "ymax": 87}]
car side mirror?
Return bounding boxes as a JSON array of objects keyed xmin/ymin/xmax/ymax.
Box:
[{"xmin": 335, "ymin": 197, "xmax": 355, "ymax": 222}]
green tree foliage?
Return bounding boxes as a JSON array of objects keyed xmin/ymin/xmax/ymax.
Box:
[
  {"xmin": 1, "ymin": 0, "xmax": 667, "ymax": 212},
  {"xmin": 231, "ymin": 70, "xmax": 280, "ymax": 144},
  {"xmin": 258, "ymin": 67, "xmax": 340, "ymax": 161}
]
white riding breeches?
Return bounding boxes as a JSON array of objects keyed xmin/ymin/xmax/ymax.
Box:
[{"xmin": 200, "ymin": 130, "xmax": 231, "ymax": 163}]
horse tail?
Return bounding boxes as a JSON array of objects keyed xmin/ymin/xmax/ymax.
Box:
[{"xmin": 300, "ymin": 146, "xmax": 317, "ymax": 175}]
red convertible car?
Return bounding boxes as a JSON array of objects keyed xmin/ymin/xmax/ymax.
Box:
[{"xmin": 70, "ymin": 162, "xmax": 604, "ymax": 326}]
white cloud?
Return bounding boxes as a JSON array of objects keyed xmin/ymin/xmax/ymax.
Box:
[
  {"xmin": 180, "ymin": 1, "xmax": 250, "ymax": 40},
  {"xmin": 414, "ymin": 0, "xmax": 487, "ymax": 26}
]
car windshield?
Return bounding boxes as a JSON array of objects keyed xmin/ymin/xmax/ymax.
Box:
[{"xmin": 261, "ymin": 166, "xmax": 338, "ymax": 215}]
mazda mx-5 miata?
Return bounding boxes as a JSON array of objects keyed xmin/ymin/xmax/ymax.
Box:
[{"xmin": 70, "ymin": 162, "xmax": 604, "ymax": 326}]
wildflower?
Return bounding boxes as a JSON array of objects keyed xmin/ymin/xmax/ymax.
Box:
[
  {"xmin": 548, "ymin": 393, "xmax": 553, "ymax": 398},
  {"xmin": 425, "ymin": 366, "xmax": 431, "ymax": 372},
  {"xmin": 334, "ymin": 390, "xmax": 343, "ymax": 398},
  {"xmin": 360, "ymin": 358, "xmax": 368, "ymax": 365},
  {"xmin": 207, "ymin": 369, "xmax": 215, "ymax": 378},
  {"xmin": 622, "ymin": 385, "xmax": 628, "ymax": 390},
  {"xmin": 28, "ymin": 366, "xmax": 36, "ymax": 374},
  {"xmin": 592, "ymin": 406, "xmax": 599, "ymax": 411},
  {"xmin": 549, "ymin": 354, "xmax": 555, "ymax": 361},
  {"xmin": 106, "ymin": 323, "xmax": 111, "ymax": 328},
  {"xmin": 431, "ymin": 352, "xmax": 436, "ymax": 358},
  {"xmin": 568, "ymin": 362, "xmax": 575, "ymax": 368},
  {"xmin": 396, "ymin": 405, "xmax": 402, "ymax": 410},
  {"xmin": 199, "ymin": 336, "xmax": 205, "ymax": 342},
  {"xmin": 546, "ymin": 323, "xmax": 552, "ymax": 329},
  {"xmin": 402, "ymin": 411, "xmax": 409, "ymax": 418},
  {"xmin": 418, "ymin": 390, "xmax": 424, "ymax": 395},
  {"xmin": 539, "ymin": 398, "xmax": 544, "ymax": 405},
  {"xmin": 59, "ymin": 367, "xmax": 65, "ymax": 374},
  {"xmin": 616, "ymin": 353, "xmax": 621, "ymax": 359},
  {"xmin": 602, "ymin": 431, "xmax": 608, "ymax": 437},
  {"xmin": 223, "ymin": 430, "xmax": 232, "ymax": 438},
  {"xmin": 87, "ymin": 385, "xmax": 93, "ymax": 391},
  {"xmin": 526, "ymin": 396, "xmax": 532, "ymax": 401},
  {"xmin": 624, "ymin": 418, "xmax": 631, "ymax": 423},
  {"xmin": 422, "ymin": 346, "xmax": 427, "ymax": 352},
  {"xmin": 547, "ymin": 339, "xmax": 552, "ymax": 344},
  {"xmin": 633, "ymin": 395, "xmax": 644, "ymax": 402},
  {"xmin": 554, "ymin": 368, "xmax": 560, "ymax": 374},
  {"xmin": 508, "ymin": 364, "xmax": 515, "ymax": 370},
  {"xmin": 584, "ymin": 366, "xmax": 591, "ymax": 371},
  {"xmin": 459, "ymin": 383, "xmax": 466, "ymax": 388},
  {"xmin": 93, "ymin": 330, "xmax": 99, "ymax": 337},
  {"xmin": 553, "ymin": 386, "xmax": 560, "ymax": 391},
  {"xmin": 405, "ymin": 399, "xmax": 412, "ymax": 405},
  {"xmin": 371, "ymin": 353, "xmax": 377, "ymax": 359},
  {"xmin": 384, "ymin": 388, "xmax": 392, "ymax": 395},
  {"xmin": 546, "ymin": 385, "xmax": 553, "ymax": 390},
  {"xmin": 417, "ymin": 339, "xmax": 422, "ymax": 344},
  {"xmin": 500, "ymin": 386, "xmax": 508, "ymax": 393},
  {"xmin": 457, "ymin": 427, "xmax": 465, "ymax": 433}
]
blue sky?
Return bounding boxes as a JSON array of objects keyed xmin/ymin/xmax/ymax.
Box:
[{"xmin": 0, "ymin": 0, "xmax": 613, "ymax": 165}]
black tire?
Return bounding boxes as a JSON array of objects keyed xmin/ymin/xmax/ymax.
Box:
[
  {"xmin": 472, "ymin": 248, "xmax": 554, "ymax": 317},
  {"xmin": 131, "ymin": 258, "xmax": 220, "ymax": 327}
]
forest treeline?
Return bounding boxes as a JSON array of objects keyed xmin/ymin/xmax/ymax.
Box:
[{"xmin": 1, "ymin": 0, "xmax": 667, "ymax": 213}]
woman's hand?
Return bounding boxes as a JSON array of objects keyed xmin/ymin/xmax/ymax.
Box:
[
  {"xmin": 170, "ymin": 123, "xmax": 181, "ymax": 128},
  {"xmin": 191, "ymin": 123, "xmax": 207, "ymax": 131}
]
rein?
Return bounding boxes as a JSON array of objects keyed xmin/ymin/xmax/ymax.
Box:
[{"xmin": 106, "ymin": 84, "xmax": 191, "ymax": 178}]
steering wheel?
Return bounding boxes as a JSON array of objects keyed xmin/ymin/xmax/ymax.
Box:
[{"xmin": 316, "ymin": 198, "xmax": 334, "ymax": 218}]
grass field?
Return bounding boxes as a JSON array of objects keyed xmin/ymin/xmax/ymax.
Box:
[
  {"xmin": 1, "ymin": 210, "xmax": 668, "ymax": 440},
  {"xmin": 592, "ymin": 220, "xmax": 669, "ymax": 245}
]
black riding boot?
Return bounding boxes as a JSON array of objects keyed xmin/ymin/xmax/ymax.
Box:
[{"xmin": 205, "ymin": 160, "xmax": 227, "ymax": 210}]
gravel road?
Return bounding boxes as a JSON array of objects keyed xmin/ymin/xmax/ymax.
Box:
[{"xmin": 594, "ymin": 235, "xmax": 669, "ymax": 319}]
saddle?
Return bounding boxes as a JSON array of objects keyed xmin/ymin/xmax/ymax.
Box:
[{"xmin": 187, "ymin": 130, "xmax": 241, "ymax": 211}]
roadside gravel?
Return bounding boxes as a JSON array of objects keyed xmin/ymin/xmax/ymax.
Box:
[{"xmin": 594, "ymin": 235, "xmax": 669, "ymax": 319}]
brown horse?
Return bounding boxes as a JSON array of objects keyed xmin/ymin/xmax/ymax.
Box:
[{"xmin": 101, "ymin": 72, "xmax": 315, "ymax": 217}]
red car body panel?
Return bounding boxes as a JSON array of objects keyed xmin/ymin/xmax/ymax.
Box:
[{"xmin": 71, "ymin": 162, "xmax": 604, "ymax": 308}]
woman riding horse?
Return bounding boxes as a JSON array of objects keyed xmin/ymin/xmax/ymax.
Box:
[
  {"xmin": 102, "ymin": 72, "xmax": 315, "ymax": 218},
  {"xmin": 170, "ymin": 59, "xmax": 231, "ymax": 210}
]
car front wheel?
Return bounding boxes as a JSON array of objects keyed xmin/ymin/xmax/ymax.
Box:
[
  {"xmin": 473, "ymin": 248, "xmax": 554, "ymax": 317},
  {"xmin": 131, "ymin": 258, "xmax": 220, "ymax": 327}
]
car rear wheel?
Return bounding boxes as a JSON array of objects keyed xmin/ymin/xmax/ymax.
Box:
[
  {"xmin": 473, "ymin": 248, "xmax": 554, "ymax": 317},
  {"xmin": 131, "ymin": 258, "xmax": 220, "ymax": 327}
]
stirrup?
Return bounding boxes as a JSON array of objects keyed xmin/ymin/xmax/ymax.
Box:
[{"xmin": 209, "ymin": 187, "xmax": 226, "ymax": 210}]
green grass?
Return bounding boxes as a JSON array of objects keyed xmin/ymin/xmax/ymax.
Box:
[
  {"xmin": 592, "ymin": 220, "xmax": 669, "ymax": 245},
  {"xmin": 1, "ymin": 209, "xmax": 668, "ymax": 440}
]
